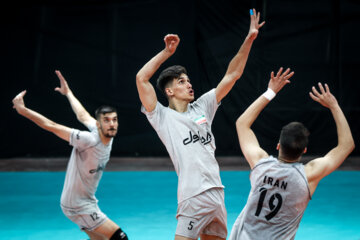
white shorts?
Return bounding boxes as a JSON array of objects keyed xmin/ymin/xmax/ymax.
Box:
[
  {"xmin": 61, "ymin": 204, "xmax": 108, "ymax": 231},
  {"xmin": 176, "ymin": 188, "xmax": 227, "ymax": 239}
]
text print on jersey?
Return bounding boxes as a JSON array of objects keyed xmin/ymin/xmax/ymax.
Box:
[
  {"xmin": 183, "ymin": 131, "xmax": 212, "ymax": 145},
  {"xmin": 89, "ymin": 164, "xmax": 105, "ymax": 174}
]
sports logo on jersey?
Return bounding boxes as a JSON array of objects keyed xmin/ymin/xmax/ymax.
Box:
[
  {"xmin": 89, "ymin": 164, "xmax": 105, "ymax": 174},
  {"xmin": 194, "ymin": 115, "xmax": 207, "ymax": 125},
  {"xmin": 76, "ymin": 131, "xmax": 81, "ymax": 140},
  {"xmin": 183, "ymin": 131, "xmax": 212, "ymax": 145}
]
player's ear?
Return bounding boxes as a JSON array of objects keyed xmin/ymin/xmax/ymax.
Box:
[
  {"xmin": 276, "ymin": 143, "xmax": 280, "ymax": 150},
  {"xmin": 165, "ymin": 87, "xmax": 173, "ymax": 97},
  {"xmin": 96, "ymin": 120, "xmax": 100, "ymax": 128}
]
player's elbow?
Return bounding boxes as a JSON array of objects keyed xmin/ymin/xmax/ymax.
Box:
[
  {"xmin": 226, "ymin": 71, "xmax": 243, "ymax": 83},
  {"xmin": 76, "ymin": 113, "xmax": 88, "ymax": 123},
  {"xmin": 346, "ymin": 135, "xmax": 355, "ymax": 152},
  {"xmin": 136, "ymin": 73, "xmax": 148, "ymax": 84},
  {"xmin": 349, "ymin": 139, "xmax": 355, "ymax": 152},
  {"xmin": 236, "ymin": 116, "xmax": 247, "ymax": 130},
  {"xmin": 339, "ymin": 138, "xmax": 355, "ymax": 155}
]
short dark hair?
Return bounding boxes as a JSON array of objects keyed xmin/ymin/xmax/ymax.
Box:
[
  {"xmin": 156, "ymin": 65, "xmax": 187, "ymax": 96},
  {"xmin": 279, "ymin": 122, "xmax": 310, "ymax": 160},
  {"xmin": 95, "ymin": 105, "xmax": 117, "ymax": 120}
]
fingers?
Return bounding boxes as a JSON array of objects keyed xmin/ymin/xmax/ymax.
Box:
[
  {"xmin": 311, "ymin": 85, "xmax": 321, "ymax": 97},
  {"xmin": 276, "ymin": 67, "xmax": 283, "ymax": 78},
  {"xmin": 318, "ymin": 82, "xmax": 326, "ymax": 94},
  {"xmin": 270, "ymin": 71, "xmax": 274, "ymax": 79},
  {"xmin": 309, "ymin": 91, "xmax": 320, "ymax": 102},
  {"xmin": 324, "ymin": 83, "xmax": 330, "ymax": 93},
  {"xmin": 280, "ymin": 68, "xmax": 294, "ymax": 81},
  {"xmin": 13, "ymin": 90, "xmax": 27, "ymax": 104},
  {"xmin": 250, "ymin": 8, "xmax": 256, "ymax": 18},
  {"xmin": 285, "ymin": 71, "xmax": 295, "ymax": 81},
  {"xmin": 55, "ymin": 70, "xmax": 64, "ymax": 80},
  {"xmin": 259, "ymin": 21, "xmax": 265, "ymax": 28},
  {"xmin": 250, "ymin": 9, "xmax": 256, "ymax": 22},
  {"xmin": 18, "ymin": 90, "xmax": 27, "ymax": 98},
  {"xmin": 164, "ymin": 34, "xmax": 179, "ymax": 42},
  {"xmin": 281, "ymin": 68, "xmax": 290, "ymax": 77},
  {"xmin": 250, "ymin": 8, "xmax": 265, "ymax": 28}
]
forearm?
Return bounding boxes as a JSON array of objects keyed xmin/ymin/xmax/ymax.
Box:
[
  {"xmin": 236, "ymin": 87, "xmax": 270, "ymax": 169},
  {"xmin": 225, "ymin": 36, "xmax": 254, "ymax": 79},
  {"xmin": 330, "ymin": 105, "xmax": 355, "ymax": 151},
  {"xmin": 19, "ymin": 108, "xmax": 58, "ymax": 132},
  {"xmin": 136, "ymin": 49, "xmax": 172, "ymax": 82},
  {"xmin": 65, "ymin": 91, "xmax": 90, "ymax": 122},
  {"xmin": 216, "ymin": 36, "xmax": 255, "ymax": 102},
  {"xmin": 237, "ymin": 94, "xmax": 269, "ymax": 128},
  {"xmin": 18, "ymin": 107, "xmax": 71, "ymax": 141}
]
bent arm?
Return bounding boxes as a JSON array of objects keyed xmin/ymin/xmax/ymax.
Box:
[
  {"xmin": 236, "ymin": 68, "xmax": 294, "ymax": 169},
  {"xmin": 19, "ymin": 107, "xmax": 71, "ymax": 142},
  {"xmin": 305, "ymin": 86, "xmax": 355, "ymax": 194},
  {"xmin": 136, "ymin": 34, "xmax": 179, "ymax": 112},
  {"xmin": 236, "ymin": 96, "xmax": 270, "ymax": 169},
  {"xmin": 136, "ymin": 50, "xmax": 170, "ymax": 112},
  {"xmin": 55, "ymin": 70, "xmax": 96, "ymax": 127},
  {"xmin": 216, "ymin": 36, "xmax": 254, "ymax": 103},
  {"xmin": 216, "ymin": 8, "xmax": 265, "ymax": 103},
  {"xmin": 13, "ymin": 90, "xmax": 72, "ymax": 142}
]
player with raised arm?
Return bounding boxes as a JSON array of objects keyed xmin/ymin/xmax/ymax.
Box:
[
  {"xmin": 229, "ymin": 68, "xmax": 355, "ymax": 240},
  {"xmin": 12, "ymin": 70, "xmax": 128, "ymax": 240},
  {"xmin": 136, "ymin": 9, "xmax": 264, "ymax": 240}
]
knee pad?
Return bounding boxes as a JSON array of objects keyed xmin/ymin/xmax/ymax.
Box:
[{"xmin": 110, "ymin": 228, "xmax": 128, "ymax": 240}]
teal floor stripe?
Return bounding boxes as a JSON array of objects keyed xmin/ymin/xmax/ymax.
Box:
[{"xmin": 0, "ymin": 171, "xmax": 359, "ymax": 239}]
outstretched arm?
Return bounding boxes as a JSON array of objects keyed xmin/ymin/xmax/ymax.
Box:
[
  {"xmin": 136, "ymin": 34, "xmax": 180, "ymax": 112},
  {"xmin": 215, "ymin": 8, "xmax": 265, "ymax": 103},
  {"xmin": 305, "ymin": 83, "xmax": 355, "ymax": 195},
  {"xmin": 236, "ymin": 68, "xmax": 294, "ymax": 169},
  {"xmin": 12, "ymin": 90, "xmax": 71, "ymax": 142},
  {"xmin": 54, "ymin": 70, "xmax": 96, "ymax": 127}
]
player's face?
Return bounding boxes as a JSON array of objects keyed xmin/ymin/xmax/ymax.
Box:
[
  {"xmin": 98, "ymin": 112, "xmax": 118, "ymax": 138},
  {"xmin": 168, "ymin": 73, "xmax": 194, "ymax": 102}
]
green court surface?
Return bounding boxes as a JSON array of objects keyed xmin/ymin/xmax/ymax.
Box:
[{"xmin": 0, "ymin": 171, "xmax": 359, "ymax": 239}]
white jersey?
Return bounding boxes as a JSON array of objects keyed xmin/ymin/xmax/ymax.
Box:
[
  {"xmin": 60, "ymin": 122, "xmax": 113, "ymax": 212},
  {"xmin": 229, "ymin": 156, "xmax": 311, "ymax": 240},
  {"xmin": 142, "ymin": 89, "xmax": 224, "ymax": 203}
]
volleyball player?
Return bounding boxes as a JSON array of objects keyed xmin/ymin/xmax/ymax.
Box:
[
  {"xmin": 12, "ymin": 70, "xmax": 128, "ymax": 240},
  {"xmin": 229, "ymin": 68, "xmax": 354, "ymax": 240},
  {"xmin": 136, "ymin": 9, "xmax": 264, "ymax": 240}
]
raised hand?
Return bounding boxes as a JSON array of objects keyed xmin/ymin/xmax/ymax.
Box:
[
  {"xmin": 164, "ymin": 34, "xmax": 180, "ymax": 55},
  {"xmin": 54, "ymin": 70, "xmax": 71, "ymax": 96},
  {"xmin": 12, "ymin": 90, "xmax": 27, "ymax": 113},
  {"xmin": 268, "ymin": 67, "xmax": 294, "ymax": 93},
  {"xmin": 309, "ymin": 83, "xmax": 338, "ymax": 109},
  {"xmin": 248, "ymin": 8, "xmax": 265, "ymax": 40}
]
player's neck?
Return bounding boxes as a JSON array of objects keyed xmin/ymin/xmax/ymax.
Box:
[
  {"xmin": 98, "ymin": 132, "xmax": 112, "ymax": 145},
  {"xmin": 278, "ymin": 155, "xmax": 300, "ymax": 163},
  {"xmin": 168, "ymin": 98, "xmax": 189, "ymax": 112}
]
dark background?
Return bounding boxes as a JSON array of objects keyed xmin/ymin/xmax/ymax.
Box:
[{"xmin": 2, "ymin": 0, "xmax": 359, "ymax": 159}]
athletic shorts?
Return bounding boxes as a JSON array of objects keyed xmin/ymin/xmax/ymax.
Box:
[
  {"xmin": 61, "ymin": 203, "xmax": 108, "ymax": 231},
  {"xmin": 176, "ymin": 187, "xmax": 227, "ymax": 239}
]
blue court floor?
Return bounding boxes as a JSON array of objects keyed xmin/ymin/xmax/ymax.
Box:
[{"xmin": 0, "ymin": 171, "xmax": 359, "ymax": 240}]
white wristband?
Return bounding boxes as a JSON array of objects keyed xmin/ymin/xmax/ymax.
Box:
[{"xmin": 262, "ymin": 88, "xmax": 276, "ymax": 101}]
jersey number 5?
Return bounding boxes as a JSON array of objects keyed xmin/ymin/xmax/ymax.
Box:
[
  {"xmin": 188, "ymin": 221, "xmax": 194, "ymax": 230},
  {"xmin": 255, "ymin": 187, "xmax": 283, "ymax": 221}
]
